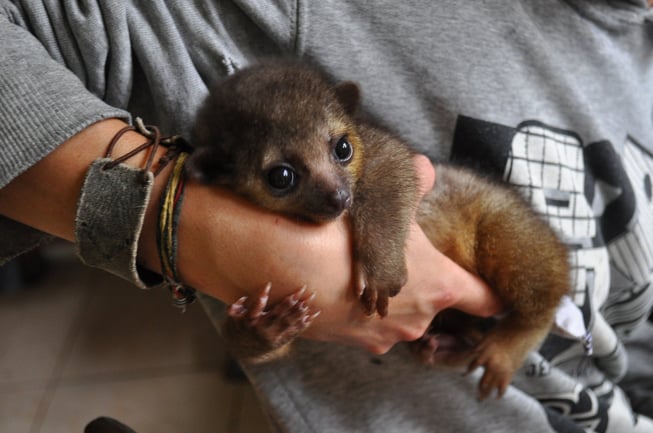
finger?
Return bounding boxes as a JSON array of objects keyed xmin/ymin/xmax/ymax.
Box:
[
  {"xmin": 426, "ymin": 248, "xmax": 503, "ymax": 317},
  {"xmin": 453, "ymin": 270, "xmax": 503, "ymax": 318},
  {"xmin": 354, "ymin": 262, "xmax": 367, "ymax": 298},
  {"xmin": 412, "ymin": 154, "xmax": 435, "ymax": 200}
]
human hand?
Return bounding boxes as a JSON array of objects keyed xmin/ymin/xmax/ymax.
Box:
[{"xmin": 301, "ymin": 155, "xmax": 503, "ymax": 353}]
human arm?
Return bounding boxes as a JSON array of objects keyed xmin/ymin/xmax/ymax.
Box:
[{"xmin": 0, "ymin": 121, "xmax": 501, "ymax": 353}]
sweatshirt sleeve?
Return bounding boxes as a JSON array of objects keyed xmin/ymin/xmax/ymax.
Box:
[
  {"xmin": 0, "ymin": 13, "xmax": 129, "ymax": 188},
  {"xmin": 0, "ymin": 9, "xmax": 129, "ymax": 263}
]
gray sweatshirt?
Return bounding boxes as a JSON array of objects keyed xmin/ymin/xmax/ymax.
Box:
[{"xmin": 2, "ymin": 1, "xmax": 653, "ymax": 432}]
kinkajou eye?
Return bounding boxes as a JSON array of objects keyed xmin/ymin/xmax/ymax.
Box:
[
  {"xmin": 333, "ymin": 136, "xmax": 354, "ymax": 163},
  {"xmin": 267, "ymin": 164, "xmax": 297, "ymax": 193}
]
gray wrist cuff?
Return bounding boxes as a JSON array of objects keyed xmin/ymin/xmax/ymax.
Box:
[{"xmin": 75, "ymin": 158, "xmax": 162, "ymax": 289}]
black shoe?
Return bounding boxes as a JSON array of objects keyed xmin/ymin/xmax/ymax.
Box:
[{"xmin": 84, "ymin": 417, "xmax": 138, "ymax": 433}]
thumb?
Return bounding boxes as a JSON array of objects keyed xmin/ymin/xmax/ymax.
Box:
[{"xmin": 412, "ymin": 154, "xmax": 436, "ymax": 202}]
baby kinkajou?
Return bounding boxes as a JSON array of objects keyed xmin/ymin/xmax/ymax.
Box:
[{"xmin": 185, "ymin": 61, "xmax": 570, "ymax": 399}]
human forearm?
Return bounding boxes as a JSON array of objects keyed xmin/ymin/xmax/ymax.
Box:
[
  {"xmin": 0, "ymin": 118, "xmax": 350, "ymax": 304},
  {"xmin": 0, "ymin": 118, "xmax": 252, "ymax": 301},
  {"xmin": 0, "ymin": 119, "xmax": 160, "ymax": 241},
  {"xmin": 0, "ymin": 84, "xmax": 133, "ymax": 246}
]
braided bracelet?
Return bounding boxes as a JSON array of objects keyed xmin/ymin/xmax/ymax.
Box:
[
  {"xmin": 102, "ymin": 118, "xmax": 196, "ymax": 309},
  {"xmin": 156, "ymin": 150, "xmax": 196, "ymax": 310}
]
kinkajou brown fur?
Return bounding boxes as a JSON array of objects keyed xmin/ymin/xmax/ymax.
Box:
[{"xmin": 185, "ymin": 61, "xmax": 570, "ymax": 399}]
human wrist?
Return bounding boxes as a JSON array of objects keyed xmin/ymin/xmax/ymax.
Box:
[
  {"xmin": 171, "ymin": 182, "xmax": 353, "ymax": 304},
  {"xmin": 75, "ymin": 119, "xmax": 187, "ymax": 288}
]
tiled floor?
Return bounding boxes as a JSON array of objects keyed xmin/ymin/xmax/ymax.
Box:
[{"xmin": 0, "ymin": 245, "xmax": 274, "ymax": 433}]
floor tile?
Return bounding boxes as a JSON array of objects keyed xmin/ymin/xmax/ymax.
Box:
[
  {"xmin": 61, "ymin": 269, "xmax": 225, "ymax": 380},
  {"xmin": 0, "ymin": 262, "xmax": 88, "ymax": 386},
  {"xmin": 39, "ymin": 369, "xmax": 236, "ymax": 433},
  {"xmin": 0, "ymin": 388, "xmax": 46, "ymax": 433}
]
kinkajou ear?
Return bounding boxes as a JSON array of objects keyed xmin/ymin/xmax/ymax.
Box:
[{"xmin": 334, "ymin": 81, "xmax": 360, "ymax": 115}]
